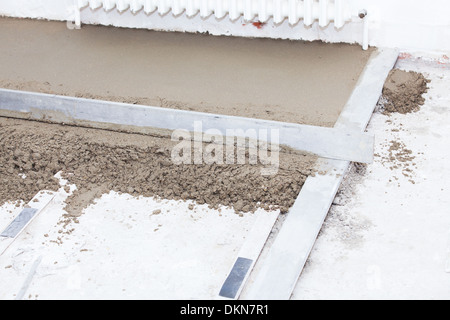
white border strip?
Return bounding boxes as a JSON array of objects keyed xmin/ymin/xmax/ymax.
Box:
[
  {"xmin": 0, "ymin": 88, "xmax": 373, "ymax": 163},
  {"xmin": 241, "ymin": 48, "xmax": 399, "ymax": 300}
]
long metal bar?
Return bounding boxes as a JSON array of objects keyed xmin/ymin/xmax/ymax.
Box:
[{"xmin": 0, "ymin": 88, "xmax": 374, "ymax": 163}]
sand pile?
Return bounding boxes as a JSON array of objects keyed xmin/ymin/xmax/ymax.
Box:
[
  {"xmin": 382, "ymin": 69, "xmax": 430, "ymax": 114},
  {"xmin": 0, "ymin": 118, "xmax": 317, "ymax": 219}
]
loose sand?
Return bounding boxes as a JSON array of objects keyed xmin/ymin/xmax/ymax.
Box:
[
  {"xmin": 382, "ymin": 69, "xmax": 430, "ymax": 114},
  {"xmin": 376, "ymin": 68, "xmax": 430, "ymax": 186},
  {"xmin": 0, "ymin": 17, "xmax": 373, "ymax": 127},
  {"xmin": 0, "ymin": 117, "xmax": 317, "ymax": 219}
]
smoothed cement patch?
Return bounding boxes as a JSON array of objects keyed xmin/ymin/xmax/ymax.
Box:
[{"xmin": 0, "ymin": 17, "xmax": 373, "ymax": 127}]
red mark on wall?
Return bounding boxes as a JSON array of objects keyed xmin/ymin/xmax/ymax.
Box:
[{"xmin": 252, "ymin": 21, "xmax": 266, "ymax": 29}]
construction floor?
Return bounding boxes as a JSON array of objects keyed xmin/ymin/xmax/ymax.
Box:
[
  {"xmin": 0, "ymin": 17, "xmax": 449, "ymax": 300},
  {"xmin": 0, "ymin": 54, "xmax": 448, "ymax": 300},
  {"xmin": 0, "ymin": 18, "xmax": 365, "ymax": 300}
]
